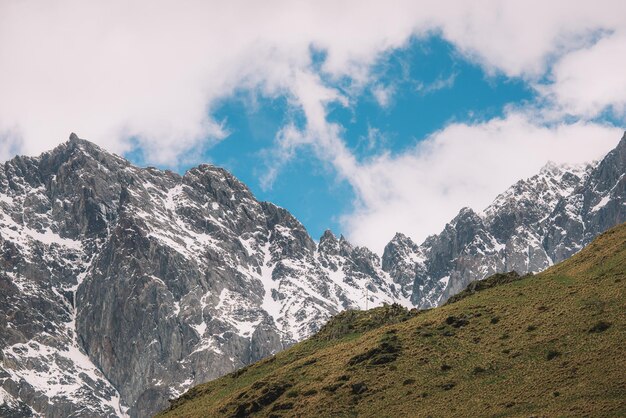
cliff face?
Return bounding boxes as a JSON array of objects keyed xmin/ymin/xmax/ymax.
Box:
[{"xmin": 0, "ymin": 135, "xmax": 406, "ymax": 417}]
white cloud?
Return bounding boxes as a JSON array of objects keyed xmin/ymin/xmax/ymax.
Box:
[
  {"xmin": 2, "ymin": 0, "xmax": 623, "ymax": 162},
  {"xmin": 359, "ymin": 126, "xmax": 388, "ymax": 152},
  {"xmin": 0, "ymin": 0, "xmax": 426, "ymax": 163},
  {"xmin": 415, "ymin": 72, "xmax": 457, "ymax": 95},
  {"xmin": 1, "ymin": 0, "xmax": 625, "ymax": 251},
  {"xmin": 341, "ymin": 115, "xmax": 622, "ymax": 253},
  {"xmin": 437, "ymin": 1, "xmax": 625, "ymax": 78},
  {"xmin": 546, "ymin": 32, "xmax": 626, "ymax": 118},
  {"xmin": 372, "ymin": 84, "xmax": 395, "ymax": 108}
]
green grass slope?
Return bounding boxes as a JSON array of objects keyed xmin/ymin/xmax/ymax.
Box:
[{"xmin": 158, "ymin": 223, "xmax": 626, "ymax": 418}]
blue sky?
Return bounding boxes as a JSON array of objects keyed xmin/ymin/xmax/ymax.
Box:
[
  {"xmin": 2, "ymin": 1, "xmax": 624, "ymax": 251},
  {"xmin": 183, "ymin": 36, "xmax": 534, "ymax": 240}
]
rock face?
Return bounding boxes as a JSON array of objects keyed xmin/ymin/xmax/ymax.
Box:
[
  {"xmin": 0, "ymin": 136, "xmax": 407, "ymax": 417},
  {"xmin": 0, "ymin": 132, "xmax": 624, "ymax": 417},
  {"xmin": 382, "ymin": 132, "xmax": 626, "ymax": 308}
]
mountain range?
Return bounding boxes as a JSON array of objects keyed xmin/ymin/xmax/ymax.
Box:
[
  {"xmin": 157, "ymin": 221, "xmax": 626, "ymax": 417},
  {"xmin": 385, "ymin": 132, "xmax": 625, "ymax": 308},
  {"xmin": 0, "ymin": 132, "xmax": 624, "ymax": 417}
]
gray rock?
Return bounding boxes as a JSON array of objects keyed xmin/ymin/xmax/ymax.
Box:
[
  {"xmin": 0, "ymin": 134, "xmax": 405, "ymax": 417},
  {"xmin": 383, "ymin": 132, "xmax": 625, "ymax": 308}
]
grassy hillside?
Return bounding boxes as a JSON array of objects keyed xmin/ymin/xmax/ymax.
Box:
[{"xmin": 158, "ymin": 223, "xmax": 626, "ymax": 418}]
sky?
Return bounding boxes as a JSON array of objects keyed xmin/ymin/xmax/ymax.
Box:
[{"xmin": 1, "ymin": 0, "xmax": 625, "ymax": 253}]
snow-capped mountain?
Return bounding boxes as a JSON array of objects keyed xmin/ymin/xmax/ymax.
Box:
[
  {"xmin": 382, "ymin": 132, "xmax": 626, "ymax": 308},
  {"xmin": 0, "ymin": 132, "xmax": 624, "ymax": 417},
  {"xmin": 0, "ymin": 135, "xmax": 409, "ymax": 417}
]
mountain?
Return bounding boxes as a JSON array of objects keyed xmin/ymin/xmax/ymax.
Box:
[
  {"xmin": 157, "ymin": 222, "xmax": 626, "ymax": 418},
  {"xmin": 1, "ymin": 132, "xmax": 624, "ymax": 417},
  {"xmin": 383, "ymin": 132, "xmax": 626, "ymax": 308},
  {"xmin": 0, "ymin": 135, "xmax": 407, "ymax": 417}
]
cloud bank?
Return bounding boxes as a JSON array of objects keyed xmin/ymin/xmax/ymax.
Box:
[
  {"xmin": 1, "ymin": 0, "xmax": 625, "ymax": 251},
  {"xmin": 343, "ymin": 115, "xmax": 621, "ymax": 252}
]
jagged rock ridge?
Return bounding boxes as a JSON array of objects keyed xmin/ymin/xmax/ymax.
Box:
[{"xmin": 382, "ymin": 132, "xmax": 626, "ymax": 308}]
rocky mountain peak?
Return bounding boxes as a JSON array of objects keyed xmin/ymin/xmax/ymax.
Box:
[
  {"xmin": 318, "ymin": 229, "xmax": 339, "ymax": 254},
  {"xmin": 452, "ymin": 207, "xmax": 480, "ymax": 224},
  {"xmin": 401, "ymin": 134, "xmax": 624, "ymax": 309},
  {"xmin": 34, "ymin": 134, "xmax": 130, "ymax": 190},
  {"xmin": 388, "ymin": 232, "xmax": 415, "ymax": 246},
  {"xmin": 607, "ymin": 130, "xmax": 626, "ymax": 164},
  {"xmin": 55, "ymin": 132, "xmax": 114, "ymax": 159},
  {"xmin": 445, "ymin": 207, "xmax": 485, "ymax": 245},
  {"xmin": 316, "ymin": 233, "xmax": 354, "ymax": 258},
  {"xmin": 381, "ymin": 232, "xmax": 422, "ymax": 300},
  {"xmin": 319, "ymin": 229, "xmax": 337, "ymax": 243},
  {"xmin": 382, "ymin": 233, "xmax": 420, "ymax": 269},
  {"xmin": 539, "ymin": 160, "xmax": 560, "ymax": 175}
]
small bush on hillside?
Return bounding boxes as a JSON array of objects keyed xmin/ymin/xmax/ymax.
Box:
[
  {"xmin": 588, "ymin": 321, "xmax": 611, "ymax": 333},
  {"xmin": 546, "ymin": 350, "xmax": 561, "ymax": 361}
]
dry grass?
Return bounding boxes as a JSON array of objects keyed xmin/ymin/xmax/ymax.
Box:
[{"xmin": 157, "ymin": 223, "xmax": 626, "ymax": 418}]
